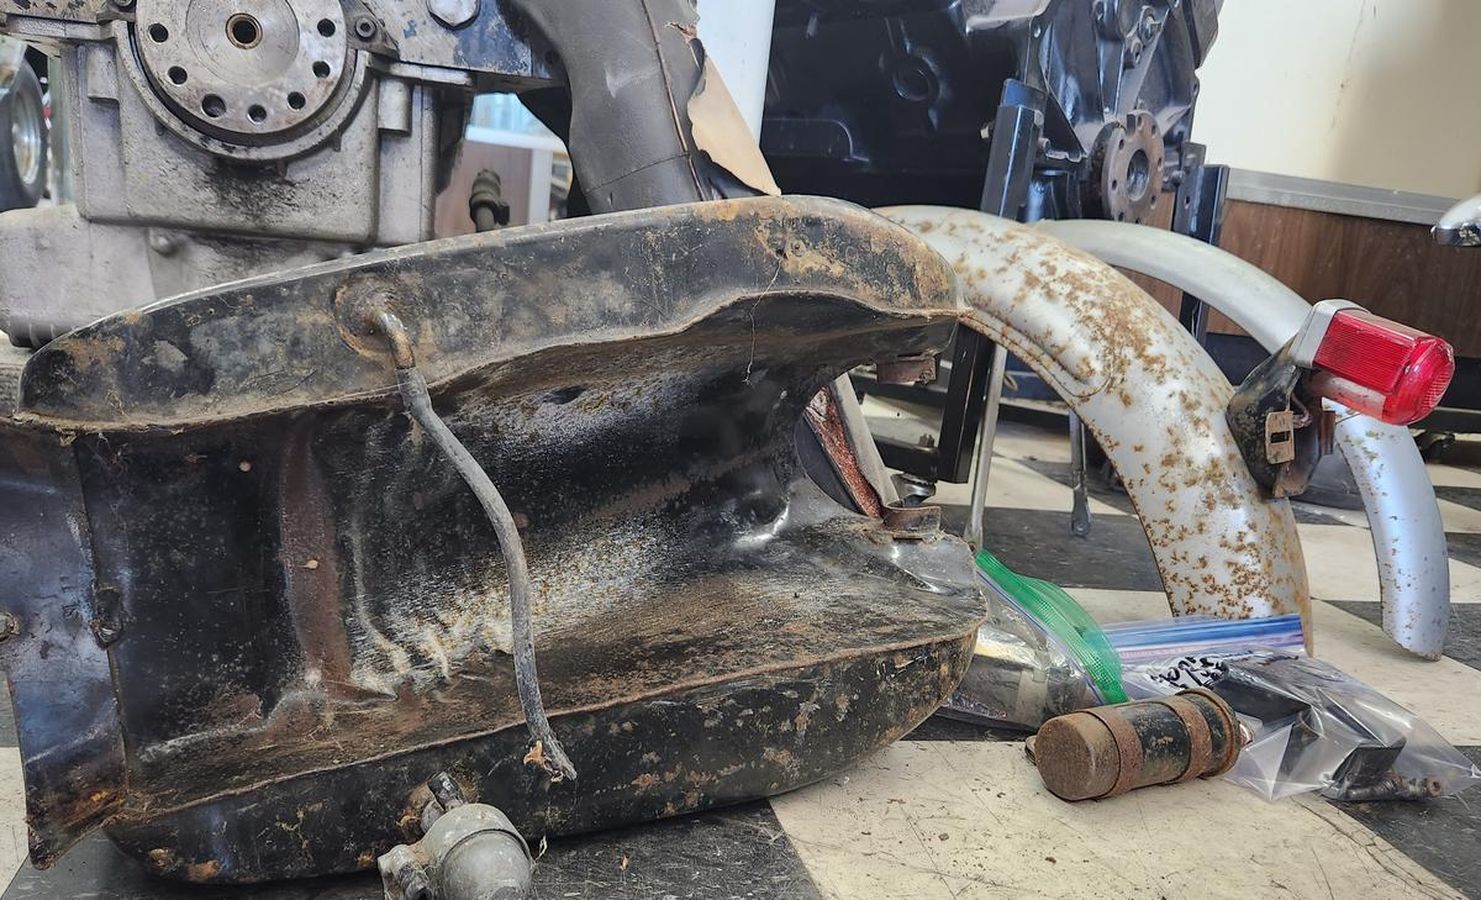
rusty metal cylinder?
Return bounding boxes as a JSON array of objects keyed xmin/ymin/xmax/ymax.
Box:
[{"xmin": 1030, "ymin": 688, "xmax": 1241, "ymax": 801}]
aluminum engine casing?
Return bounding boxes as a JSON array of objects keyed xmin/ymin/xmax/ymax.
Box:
[
  {"xmin": 0, "ymin": 0, "xmax": 565, "ymax": 343},
  {"xmin": 59, "ymin": 25, "xmax": 438, "ymax": 244}
]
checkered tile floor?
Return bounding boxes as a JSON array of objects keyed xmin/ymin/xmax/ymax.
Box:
[{"xmin": 5, "ymin": 402, "xmax": 1480, "ymax": 899}]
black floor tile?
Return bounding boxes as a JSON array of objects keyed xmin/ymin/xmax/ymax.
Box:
[
  {"xmin": 905, "ymin": 713, "xmax": 1024, "ymax": 742},
  {"xmin": 1447, "ymin": 532, "xmax": 1481, "ymax": 569},
  {"xmin": 1015, "ymin": 460, "xmax": 1137, "ymax": 516},
  {"xmin": 530, "ymin": 802, "xmax": 820, "ymax": 899},
  {"xmin": 4, "ymin": 803, "xmax": 820, "ymax": 900},
  {"xmin": 1330, "ymin": 601, "xmax": 1481, "ymax": 673},
  {"xmin": 1436, "ymin": 486, "xmax": 1481, "ymax": 512},
  {"xmin": 1016, "ymin": 459, "xmax": 1354, "ymax": 525},
  {"xmin": 1334, "ymin": 747, "xmax": 1481, "ymax": 900},
  {"xmin": 940, "ymin": 503, "xmax": 1164, "ymax": 592}
]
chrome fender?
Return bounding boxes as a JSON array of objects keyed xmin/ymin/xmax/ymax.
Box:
[
  {"xmin": 1038, "ymin": 219, "xmax": 1450, "ymax": 659},
  {"xmin": 882, "ymin": 206, "xmax": 1311, "ymax": 631}
]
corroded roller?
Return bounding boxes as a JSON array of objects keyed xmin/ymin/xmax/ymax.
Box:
[{"xmin": 1029, "ymin": 689, "xmax": 1242, "ymax": 801}]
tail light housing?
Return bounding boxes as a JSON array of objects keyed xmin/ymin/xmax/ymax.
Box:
[{"xmin": 1292, "ymin": 300, "xmax": 1454, "ymax": 425}]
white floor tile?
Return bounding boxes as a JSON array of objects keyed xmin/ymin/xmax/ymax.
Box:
[
  {"xmin": 1299, "ymin": 523, "xmax": 1384, "ymax": 603},
  {"xmin": 1457, "ymin": 558, "xmax": 1481, "ymax": 601},
  {"xmin": 930, "ymin": 456, "xmax": 1124, "ymax": 517},
  {"xmin": 1427, "ymin": 462, "xmax": 1481, "ymax": 489},
  {"xmin": 1064, "ymin": 588, "xmax": 1171, "ymax": 625},
  {"xmin": 771, "ymin": 741, "xmax": 1460, "ymax": 900},
  {"xmin": 1437, "ymin": 497, "xmax": 1481, "ymax": 535},
  {"xmin": 1311, "ymin": 600, "xmax": 1481, "ymax": 745},
  {"xmin": 0, "ymin": 748, "xmax": 26, "ymax": 888},
  {"xmin": 1298, "ymin": 523, "xmax": 1481, "ymax": 605}
]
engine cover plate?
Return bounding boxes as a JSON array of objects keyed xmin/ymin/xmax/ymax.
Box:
[{"xmin": 133, "ymin": 0, "xmax": 351, "ymax": 143}]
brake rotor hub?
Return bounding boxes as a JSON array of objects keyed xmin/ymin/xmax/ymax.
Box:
[{"xmin": 1089, "ymin": 111, "xmax": 1166, "ymax": 224}]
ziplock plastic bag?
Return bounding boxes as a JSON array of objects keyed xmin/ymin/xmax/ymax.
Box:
[
  {"xmin": 941, "ymin": 551, "xmax": 1121, "ymax": 731},
  {"xmin": 1126, "ymin": 648, "xmax": 1481, "ymax": 802},
  {"xmin": 1105, "ymin": 614, "xmax": 1304, "ymax": 669},
  {"xmin": 942, "ymin": 595, "xmax": 1097, "ymax": 731}
]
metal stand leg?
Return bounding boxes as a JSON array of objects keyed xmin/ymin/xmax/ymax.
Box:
[
  {"xmin": 965, "ymin": 343, "xmax": 1008, "ymax": 550},
  {"xmin": 1068, "ymin": 411, "xmax": 1091, "ymax": 537},
  {"xmin": 830, "ymin": 374, "xmax": 900, "ymax": 506},
  {"xmin": 963, "ymin": 79, "xmax": 1045, "ymax": 544},
  {"xmin": 1173, "ymin": 144, "xmax": 1230, "ymax": 343}
]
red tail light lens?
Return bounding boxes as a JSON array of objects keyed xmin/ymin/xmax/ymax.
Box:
[{"xmin": 1310, "ymin": 309, "xmax": 1454, "ymax": 425}]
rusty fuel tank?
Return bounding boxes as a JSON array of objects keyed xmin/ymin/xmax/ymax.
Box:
[{"xmin": 0, "ymin": 196, "xmax": 986, "ymax": 882}]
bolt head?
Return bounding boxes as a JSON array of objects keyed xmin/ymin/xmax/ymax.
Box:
[
  {"xmin": 93, "ymin": 621, "xmax": 122, "ymax": 646},
  {"xmin": 428, "ymin": 0, "xmax": 479, "ymax": 28},
  {"xmin": 1140, "ymin": 11, "xmax": 1160, "ymax": 39},
  {"xmin": 1125, "ymin": 37, "xmax": 1144, "ymax": 67},
  {"xmin": 148, "ymin": 231, "xmax": 179, "ymax": 256}
]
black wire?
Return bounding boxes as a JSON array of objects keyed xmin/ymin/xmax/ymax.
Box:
[{"xmin": 381, "ymin": 314, "xmax": 576, "ymax": 783}]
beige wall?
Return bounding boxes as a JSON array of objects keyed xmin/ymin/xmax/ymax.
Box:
[{"xmin": 1193, "ymin": 0, "xmax": 1481, "ymax": 198}]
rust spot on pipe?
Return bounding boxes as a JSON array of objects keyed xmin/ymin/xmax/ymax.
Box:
[{"xmin": 278, "ymin": 417, "xmax": 355, "ymax": 695}]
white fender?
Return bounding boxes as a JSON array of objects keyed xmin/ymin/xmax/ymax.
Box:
[
  {"xmin": 1038, "ymin": 219, "xmax": 1450, "ymax": 659},
  {"xmin": 883, "ymin": 206, "xmax": 1312, "ymax": 636}
]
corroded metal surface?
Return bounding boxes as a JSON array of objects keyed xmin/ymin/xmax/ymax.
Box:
[
  {"xmin": 1037, "ymin": 218, "xmax": 1449, "ymax": 659},
  {"xmin": 803, "ymin": 387, "xmax": 885, "ymax": 518},
  {"xmin": 0, "ymin": 425, "xmax": 127, "ymax": 866},
  {"xmin": 108, "ymin": 639, "xmax": 971, "ymax": 883},
  {"xmin": 19, "ymin": 197, "xmax": 957, "ymax": 428},
  {"xmin": 0, "ymin": 196, "xmax": 984, "ymax": 881},
  {"xmin": 1031, "ymin": 689, "xmax": 1240, "ymax": 802},
  {"xmin": 883, "ymin": 206, "xmax": 1311, "ymax": 628}
]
